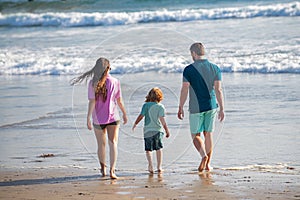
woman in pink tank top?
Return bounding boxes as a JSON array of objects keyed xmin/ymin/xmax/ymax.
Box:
[{"xmin": 71, "ymin": 57, "xmax": 127, "ymax": 179}]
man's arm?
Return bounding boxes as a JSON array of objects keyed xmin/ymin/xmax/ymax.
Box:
[
  {"xmin": 177, "ymin": 82, "xmax": 190, "ymax": 120},
  {"xmin": 214, "ymin": 80, "xmax": 225, "ymax": 122}
]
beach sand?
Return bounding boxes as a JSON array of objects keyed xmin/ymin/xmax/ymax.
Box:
[{"xmin": 1, "ymin": 167, "xmax": 299, "ymax": 200}]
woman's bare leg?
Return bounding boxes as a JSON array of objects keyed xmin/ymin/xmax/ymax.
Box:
[
  {"xmin": 107, "ymin": 125, "xmax": 119, "ymax": 179},
  {"xmin": 94, "ymin": 128, "xmax": 107, "ymax": 177}
]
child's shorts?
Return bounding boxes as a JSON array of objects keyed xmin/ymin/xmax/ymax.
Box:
[{"xmin": 144, "ymin": 131, "xmax": 164, "ymax": 151}]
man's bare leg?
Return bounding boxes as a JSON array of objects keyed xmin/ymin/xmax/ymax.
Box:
[
  {"xmin": 192, "ymin": 133, "xmax": 208, "ymax": 172},
  {"xmin": 204, "ymin": 131, "xmax": 213, "ymax": 171}
]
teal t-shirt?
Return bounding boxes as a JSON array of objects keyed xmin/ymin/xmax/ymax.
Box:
[
  {"xmin": 140, "ymin": 102, "xmax": 165, "ymax": 136},
  {"xmin": 183, "ymin": 59, "xmax": 222, "ymax": 113}
]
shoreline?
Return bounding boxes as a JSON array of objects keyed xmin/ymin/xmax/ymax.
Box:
[
  {"xmin": 0, "ymin": 168, "xmax": 235, "ymax": 200},
  {"xmin": 1, "ymin": 167, "xmax": 299, "ymax": 200}
]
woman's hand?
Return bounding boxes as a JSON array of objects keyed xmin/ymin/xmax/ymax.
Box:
[
  {"xmin": 122, "ymin": 114, "xmax": 128, "ymax": 125},
  {"xmin": 87, "ymin": 117, "xmax": 93, "ymax": 130}
]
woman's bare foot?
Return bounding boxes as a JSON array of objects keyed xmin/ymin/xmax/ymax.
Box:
[
  {"xmin": 148, "ymin": 165, "xmax": 154, "ymax": 174},
  {"xmin": 100, "ymin": 167, "xmax": 106, "ymax": 177},
  {"xmin": 157, "ymin": 169, "xmax": 163, "ymax": 174},
  {"xmin": 198, "ymin": 156, "xmax": 208, "ymax": 172},
  {"xmin": 110, "ymin": 169, "xmax": 118, "ymax": 179},
  {"xmin": 100, "ymin": 162, "xmax": 106, "ymax": 177}
]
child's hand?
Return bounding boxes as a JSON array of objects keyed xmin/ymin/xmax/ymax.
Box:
[
  {"xmin": 132, "ymin": 124, "xmax": 137, "ymax": 131},
  {"xmin": 166, "ymin": 131, "xmax": 170, "ymax": 138}
]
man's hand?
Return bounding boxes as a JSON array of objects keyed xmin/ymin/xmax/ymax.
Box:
[
  {"xmin": 177, "ymin": 106, "xmax": 184, "ymax": 120},
  {"xmin": 218, "ymin": 110, "xmax": 225, "ymax": 122}
]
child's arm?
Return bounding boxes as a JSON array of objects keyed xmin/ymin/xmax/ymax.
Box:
[
  {"xmin": 132, "ymin": 114, "xmax": 144, "ymax": 131},
  {"xmin": 159, "ymin": 116, "xmax": 170, "ymax": 138}
]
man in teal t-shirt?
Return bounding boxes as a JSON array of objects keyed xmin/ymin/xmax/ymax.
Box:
[{"xmin": 178, "ymin": 42, "xmax": 225, "ymax": 172}]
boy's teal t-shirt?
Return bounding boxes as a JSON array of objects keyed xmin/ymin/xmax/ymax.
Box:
[{"xmin": 140, "ymin": 102, "xmax": 165, "ymax": 136}]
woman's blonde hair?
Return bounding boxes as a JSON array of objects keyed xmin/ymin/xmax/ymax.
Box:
[
  {"xmin": 70, "ymin": 57, "xmax": 110, "ymax": 102},
  {"xmin": 145, "ymin": 87, "xmax": 163, "ymax": 103}
]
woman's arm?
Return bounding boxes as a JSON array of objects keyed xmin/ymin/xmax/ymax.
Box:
[
  {"xmin": 87, "ymin": 99, "xmax": 95, "ymax": 130},
  {"xmin": 117, "ymin": 97, "xmax": 128, "ymax": 124}
]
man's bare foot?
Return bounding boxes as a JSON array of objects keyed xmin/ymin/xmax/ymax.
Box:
[
  {"xmin": 198, "ymin": 156, "xmax": 208, "ymax": 172},
  {"xmin": 110, "ymin": 169, "xmax": 118, "ymax": 179},
  {"xmin": 205, "ymin": 164, "xmax": 213, "ymax": 171},
  {"xmin": 148, "ymin": 165, "xmax": 154, "ymax": 174},
  {"xmin": 100, "ymin": 167, "xmax": 106, "ymax": 177}
]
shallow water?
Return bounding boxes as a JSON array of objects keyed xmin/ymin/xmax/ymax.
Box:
[{"xmin": 1, "ymin": 73, "xmax": 299, "ymax": 176}]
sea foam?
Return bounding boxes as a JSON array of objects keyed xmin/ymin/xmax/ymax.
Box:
[{"xmin": 0, "ymin": 2, "xmax": 299, "ymax": 27}]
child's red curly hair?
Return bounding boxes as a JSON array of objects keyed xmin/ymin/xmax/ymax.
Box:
[{"xmin": 145, "ymin": 87, "xmax": 163, "ymax": 103}]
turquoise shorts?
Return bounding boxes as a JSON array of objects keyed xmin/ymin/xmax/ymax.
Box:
[{"xmin": 189, "ymin": 109, "xmax": 217, "ymax": 134}]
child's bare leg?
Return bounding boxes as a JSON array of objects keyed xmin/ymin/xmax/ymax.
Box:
[
  {"xmin": 94, "ymin": 128, "xmax": 106, "ymax": 177},
  {"xmin": 191, "ymin": 133, "xmax": 208, "ymax": 172},
  {"xmin": 204, "ymin": 131, "xmax": 213, "ymax": 171},
  {"xmin": 156, "ymin": 149, "xmax": 163, "ymax": 173},
  {"xmin": 146, "ymin": 151, "xmax": 153, "ymax": 173}
]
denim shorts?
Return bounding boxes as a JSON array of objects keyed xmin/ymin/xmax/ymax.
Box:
[
  {"xmin": 144, "ymin": 131, "xmax": 163, "ymax": 151},
  {"xmin": 189, "ymin": 109, "xmax": 217, "ymax": 134}
]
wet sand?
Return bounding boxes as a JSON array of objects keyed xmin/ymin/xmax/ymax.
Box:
[{"xmin": 1, "ymin": 168, "xmax": 299, "ymax": 200}]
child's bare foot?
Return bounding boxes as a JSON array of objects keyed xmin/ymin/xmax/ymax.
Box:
[
  {"xmin": 110, "ymin": 169, "xmax": 118, "ymax": 179},
  {"xmin": 198, "ymin": 156, "xmax": 208, "ymax": 172},
  {"xmin": 148, "ymin": 165, "xmax": 154, "ymax": 174},
  {"xmin": 157, "ymin": 169, "xmax": 163, "ymax": 174}
]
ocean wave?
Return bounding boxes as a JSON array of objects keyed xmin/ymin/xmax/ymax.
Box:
[
  {"xmin": 0, "ymin": 2, "xmax": 299, "ymax": 27},
  {"xmin": 1, "ymin": 49, "xmax": 299, "ymax": 75}
]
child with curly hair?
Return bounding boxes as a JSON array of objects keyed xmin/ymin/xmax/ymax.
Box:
[{"xmin": 132, "ymin": 87, "xmax": 170, "ymax": 174}]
